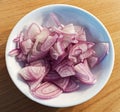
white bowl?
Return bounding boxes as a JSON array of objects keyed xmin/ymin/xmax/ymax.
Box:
[{"xmin": 5, "ymin": 4, "xmax": 115, "ymax": 107}]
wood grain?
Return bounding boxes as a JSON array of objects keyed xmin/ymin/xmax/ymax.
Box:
[{"xmin": 0, "ymin": 0, "xmax": 120, "ymax": 112}]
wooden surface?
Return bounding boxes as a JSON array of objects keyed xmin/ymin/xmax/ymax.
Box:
[{"xmin": 0, "ymin": 0, "xmax": 120, "ymax": 112}]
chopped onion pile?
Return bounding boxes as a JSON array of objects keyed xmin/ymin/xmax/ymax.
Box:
[{"xmin": 9, "ymin": 13, "xmax": 109, "ymax": 99}]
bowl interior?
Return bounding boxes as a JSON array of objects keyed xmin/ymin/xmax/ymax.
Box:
[{"xmin": 6, "ymin": 4, "xmax": 114, "ymax": 107}]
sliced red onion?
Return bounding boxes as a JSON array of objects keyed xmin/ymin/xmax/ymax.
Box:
[
  {"xmin": 88, "ymin": 56, "xmax": 98, "ymax": 68},
  {"xmin": 79, "ymin": 49, "xmax": 95, "ymax": 62},
  {"xmin": 74, "ymin": 26, "xmax": 84, "ymax": 35},
  {"xmin": 50, "ymin": 47, "xmax": 59, "ymax": 60},
  {"xmin": 27, "ymin": 50, "xmax": 48, "ymax": 63},
  {"xmin": 93, "ymin": 43, "xmax": 109, "ymax": 63},
  {"xmin": 30, "ymin": 59, "xmax": 45, "ymax": 66},
  {"xmin": 40, "ymin": 34, "xmax": 58, "ymax": 52},
  {"xmin": 87, "ymin": 42, "xmax": 95, "ymax": 49},
  {"xmin": 19, "ymin": 66, "xmax": 45, "ymax": 81},
  {"xmin": 14, "ymin": 32, "xmax": 24, "ymax": 49},
  {"xmin": 20, "ymin": 39, "xmax": 33, "ymax": 55},
  {"xmin": 53, "ymin": 27, "xmax": 76, "ymax": 37},
  {"xmin": 69, "ymin": 42, "xmax": 88, "ymax": 56},
  {"xmin": 51, "ymin": 77, "xmax": 70, "ymax": 91},
  {"xmin": 19, "ymin": 31, "xmax": 24, "ymax": 42},
  {"xmin": 54, "ymin": 40, "xmax": 64, "ymax": 55},
  {"xmin": 13, "ymin": 36, "xmax": 20, "ymax": 42},
  {"xmin": 26, "ymin": 23, "xmax": 41, "ymax": 41},
  {"xmin": 74, "ymin": 60, "xmax": 96, "ymax": 84},
  {"xmin": 68, "ymin": 43, "xmax": 87, "ymax": 63},
  {"xmin": 55, "ymin": 61, "xmax": 75, "ymax": 77},
  {"xmin": 74, "ymin": 26, "xmax": 86, "ymax": 41},
  {"xmin": 62, "ymin": 36, "xmax": 78, "ymax": 50},
  {"xmin": 78, "ymin": 30, "xmax": 86, "ymax": 41},
  {"xmin": 43, "ymin": 71, "xmax": 61, "ymax": 81},
  {"xmin": 62, "ymin": 24, "xmax": 76, "ymax": 34},
  {"xmin": 32, "ymin": 82, "xmax": 62, "ymax": 99},
  {"xmin": 9, "ymin": 14, "xmax": 110, "ymax": 100},
  {"xmin": 27, "ymin": 29, "xmax": 50, "ymax": 62},
  {"xmin": 9, "ymin": 49, "xmax": 20, "ymax": 56},
  {"xmin": 64, "ymin": 77, "xmax": 80, "ymax": 92},
  {"xmin": 27, "ymin": 76, "xmax": 43, "ymax": 91},
  {"xmin": 16, "ymin": 53, "xmax": 27, "ymax": 62},
  {"xmin": 35, "ymin": 28, "xmax": 50, "ymax": 43},
  {"xmin": 30, "ymin": 59, "xmax": 50, "ymax": 75},
  {"xmin": 50, "ymin": 39, "xmax": 65, "ymax": 60},
  {"xmin": 52, "ymin": 52, "xmax": 68, "ymax": 66},
  {"xmin": 61, "ymin": 40, "xmax": 70, "ymax": 50},
  {"xmin": 50, "ymin": 13, "xmax": 61, "ymax": 26}
]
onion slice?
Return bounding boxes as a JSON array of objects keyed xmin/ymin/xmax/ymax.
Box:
[
  {"xmin": 55, "ymin": 61, "xmax": 75, "ymax": 77},
  {"xmin": 26, "ymin": 23, "xmax": 41, "ymax": 41},
  {"xmin": 51, "ymin": 77, "xmax": 70, "ymax": 91},
  {"xmin": 32, "ymin": 82, "xmax": 63, "ymax": 99},
  {"xmin": 9, "ymin": 49, "xmax": 20, "ymax": 56},
  {"xmin": 43, "ymin": 71, "xmax": 61, "ymax": 81},
  {"xmin": 88, "ymin": 56, "xmax": 98, "ymax": 68},
  {"xmin": 19, "ymin": 66, "xmax": 45, "ymax": 81},
  {"xmin": 74, "ymin": 60, "xmax": 96, "ymax": 84},
  {"xmin": 93, "ymin": 43, "xmax": 109, "ymax": 63},
  {"xmin": 20, "ymin": 39, "xmax": 33, "ymax": 55},
  {"xmin": 64, "ymin": 77, "xmax": 80, "ymax": 92},
  {"xmin": 40, "ymin": 34, "xmax": 58, "ymax": 52},
  {"xmin": 50, "ymin": 13, "xmax": 61, "ymax": 26}
]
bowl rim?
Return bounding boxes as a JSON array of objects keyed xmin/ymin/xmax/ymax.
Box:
[{"xmin": 5, "ymin": 4, "xmax": 115, "ymax": 107}]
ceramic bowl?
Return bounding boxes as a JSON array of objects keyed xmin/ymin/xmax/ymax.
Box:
[{"xmin": 5, "ymin": 4, "xmax": 114, "ymax": 107}]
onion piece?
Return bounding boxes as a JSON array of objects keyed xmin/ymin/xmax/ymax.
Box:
[
  {"xmin": 16, "ymin": 53, "xmax": 27, "ymax": 62},
  {"xmin": 69, "ymin": 43, "xmax": 88, "ymax": 56},
  {"xmin": 52, "ymin": 52, "xmax": 68, "ymax": 67},
  {"xmin": 50, "ymin": 47, "xmax": 60, "ymax": 60},
  {"xmin": 30, "ymin": 59, "xmax": 45, "ymax": 66},
  {"xmin": 74, "ymin": 26, "xmax": 84, "ymax": 35},
  {"xmin": 54, "ymin": 40, "xmax": 64, "ymax": 55},
  {"xmin": 53, "ymin": 27, "xmax": 76, "ymax": 37},
  {"xmin": 19, "ymin": 66, "xmax": 46, "ymax": 81},
  {"xmin": 51, "ymin": 77, "xmax": 70, "ymax": 91},
  {"xmin": 62, "ymin": 24, "xmax": 76, "ymax": 34},
  {"xmin": 30, "ymin": 59, "xmax": 50, "ymax": 75},
  {"xmin": 74, "ymin": 60, "xmax": 96, "ymax": 84},
  {"xmin": 68, "ymin": 43, "xmax": 87, "ymax": 63},
  {"xmin": 77, "ymin": 30, "xmax": 86, "ymax": 41},
  {"xmin": 27, "ymin": 51, "xmax": 47, "ymax": 63},
  {"xmin": 32, "ymin": 82, "xmax": 63, "ymax": 99},
  {"xmin": 87, "ymin": 56, "xmax": 98, "ymax": 68},
  {"xmin": 43, "ymin": 71, "xmax": 61, "ymax": 81},
  {"xmin": 79, "ymin": 49, "xmax": 95, "ymax": 62},
  {"xmin": 55, "ymin": 61, "xmax": 75, "ymax": 77},
  {"xmin": 93, "ymin": 43, "xmax": 109, "ymax": 63},
  {"xmin": 27, "ymin": 29, "xmax": 50, "ymax": 62},
  {"xmin": 13, "ymin": 36, "xmax": 20, "ymax": 42},
  {"xmin": 50, "ymin": 13, "xmax": 61, "ymax": 26},
  {"xmin": 27, "ymin": 76, "xmax": 43, "ymax": 91},
  {"xmin": 9, "ymin": 49, "xmax": 20, "ymax": 56},
  {"xmin": 35, "ymin": 28, "xmax": 50, "ymax": 43},
  {"xmin": 64, "ymin": 77, "xmax": 80, "ymax": 92},
  {"xmin": 19, "ymin": 31, "xmax": 24, "ymax": 42},
  {"xmin": 40, "ymin": 34, "xmax": 58, "ymax": 52},
  {"xmin": 74, "ymin": 26, "xmax": 86, "ymax": 41},
  {"xmin": 26, "ymin": 23, "xmax": 41, "ymax": 41},
  {"xmin": 61, "ymin": 40, "xmax": 70, "ymax": 50},
  {"xmin": 50, "ymin": 39, "xmax": 65, "ymax": 60},
  {"xmin": 20, "ymin": 39, "xmax": 33, "ymax": 55}
]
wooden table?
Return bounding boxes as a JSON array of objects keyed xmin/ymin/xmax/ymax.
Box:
[{"xmin": 0, "ymin": 0, "xmax": 120, "ymax": 112}]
